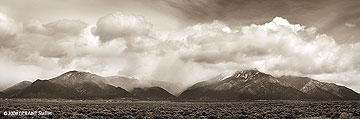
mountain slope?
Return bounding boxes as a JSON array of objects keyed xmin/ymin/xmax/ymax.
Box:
[
  {"xmin": 48, "ymin": 71, "xmax": 133, "ymax": 98},
  {"xmin": 130, "ymin": 87, "xmax": 176, "ymax": 99},
  {"xmin": 1, "ymin": 81, "xmax": 32, "ymax": 97},
  {"xmin": 278, "ymin": 76, "xmax": 360, "ymax": 100},
  {"xmin": 187, "ymin": 73, "xmax": 227, "ymax": 90},
  {"xmin": 105, "ymin": 76, "xmax": 147, "ymax": 91},
  {"xmin": 16, "ymin": 80, "xmax": 80, "ymax": 98},
  {"xmin": 106, "ymin": 76, "xmax": 182, "ymax": 95}
]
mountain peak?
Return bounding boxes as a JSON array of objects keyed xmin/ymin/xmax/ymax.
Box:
[
  {"xmin": 130, "ymin": 86, "xmax": 176, "ymax": 99},
  {"xmin": 66, "ymin": 70, "xmax": 80, "ymax": 73},
  {"xmin": 9, "ymin": 81, "xmax": 32, "ymax": 88},
  {"xmin": 56, "ymin": 70, "xmax": 98, "ymax": 79},
  {"xmin": 230, "ymin": 69, "xmax": 271, "ymax": 80},
  {"xmin": 18, "ymin": 80, "xmax": 32, "ymax": 84},
  {"xmin": 49, "ymin": 70, "xmax": 108, "ymax": 88},
  {"xmin": 63, "ymin": 70, "xmax": 92, "ymax": 76},
  {"xmin": 2, "ymin": 80, "xmax": 32, "ymax": 96}
]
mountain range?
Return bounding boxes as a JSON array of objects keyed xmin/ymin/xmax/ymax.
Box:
[
  {"xmin": 179, "ymin": 70, "xmax": 360, "ymax": 100},
  {"xmin": 1, "ymin": 69, "xmax": 359, "ymax": 100},
  {"xmin": 105, "ymin": 76, "xmax": 182, "ymax": 95}
]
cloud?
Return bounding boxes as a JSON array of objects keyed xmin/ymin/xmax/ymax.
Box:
[
  {"xmin": 0, "ymin": 11, "xmax": 16, "ymax": 34},
  {"xmin": 176, "ymin": 17, "xmax": 359, "ymax": 77},
  {"xmin": 345, "ymin": 23, "xmax": 357, "ymax": 28},
  {"xmin": 0, "ymin": 11, "xmax": 17, "ymax": 48},
  {"xmin": 43, "ymin": 19, "xmax": 88, "ymax": 37},
  {"xmin": 92, "ymin": 12, "xmax": 152, "ymax": 42},
  {"xmin": 1, "ymin": 17, "xmax": 90, "ymax": 64},
  {"xmin": 164, "ymin": 0, "xmax": 360, "ymax": 45},
  {"xmin": 23, "ymin": 19, "xmax": 88, "ymax": 38}
]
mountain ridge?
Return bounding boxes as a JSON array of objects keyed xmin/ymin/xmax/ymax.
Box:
[
  {"xmin": 130, "ymin": 87, "xmax": 176, "ymax": 99},
  {"xmin": 179, "ymin": 69, "xmax": 360, "ymax": 100},
  {"xmin": 1, "ymin": 69, "xmax": 359, "ymax": 100},
  {"xmin": 105, "ymin": 75, "xmax": 182, "ymax": 95},
  {"xmin": 1, "ymin": 81, "xmax": 32, "ymax": 98}
]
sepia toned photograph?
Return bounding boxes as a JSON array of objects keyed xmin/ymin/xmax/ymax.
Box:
[{"xmin": 0, "ymin": 0, "xmax": 360, "ymax": 118}]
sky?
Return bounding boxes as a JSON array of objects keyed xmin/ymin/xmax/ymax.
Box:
[{"xmin": 0, "ymin": 0, "xmax": 360, "ymax": 92}]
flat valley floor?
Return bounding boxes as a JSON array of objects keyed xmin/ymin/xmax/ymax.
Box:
[{"xmin": 0, "ymin": 99, "xmax": 359, "ymax": 119}]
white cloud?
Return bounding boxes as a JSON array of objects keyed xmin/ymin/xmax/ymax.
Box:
[
  {"xmin": 176, "ymin": 17, "xmax": 358, "ymax": 76},
  {"xmin": 91, "ymin": 12, "xmax": 152, "ymax": 42},
  {"xmin": 4, "ymin": 19, "xmax": 89, "ymax": 62},
  {"xmin": 0, "ymin": 11, "xmax": 16, "ymax": 34}
]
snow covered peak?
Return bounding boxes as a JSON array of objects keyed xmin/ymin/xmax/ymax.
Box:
[{"xmin": 231, "ymin": 69, "xmax": 270, "ymax": 80}]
